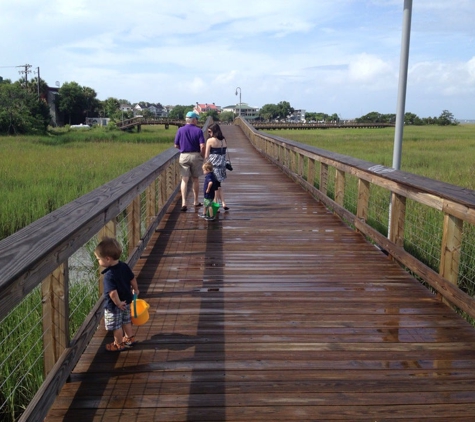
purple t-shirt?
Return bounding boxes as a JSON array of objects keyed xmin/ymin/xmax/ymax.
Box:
[{"xmin": 174, "ymin": 124, "xmax": 205, "ymax": 153}]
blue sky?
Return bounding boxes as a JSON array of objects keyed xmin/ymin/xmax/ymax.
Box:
[{"xmin": 1, "ymin": 0, "xmax": 474, "ymax": 119}]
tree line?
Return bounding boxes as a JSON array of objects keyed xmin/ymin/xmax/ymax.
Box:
[{"xmin": 0, "ymin": 76, "xmax": 459, "ymax": 135}]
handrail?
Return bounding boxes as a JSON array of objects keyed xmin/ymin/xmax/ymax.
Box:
[
  {"xmin": 235, "ymin": 117, "xmax": 475, "ymax": 319},
  {"xmin": 0, "ymin": 118, "xmax": 212, "ymax": 422}
]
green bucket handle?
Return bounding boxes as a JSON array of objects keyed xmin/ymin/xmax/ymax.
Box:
[{"xmin": 133, "ymin": 293, "xmax": 138, "ymax": 318}]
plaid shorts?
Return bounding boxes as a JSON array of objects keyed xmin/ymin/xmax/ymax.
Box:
[{"xmin": 104, "ymin": 306, "xmax": 132, "ymax": 331}]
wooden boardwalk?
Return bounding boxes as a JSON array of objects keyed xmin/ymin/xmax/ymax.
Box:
[{"xmin": 46, "ymin": 126, "xmax": 475, "ymax": 421}]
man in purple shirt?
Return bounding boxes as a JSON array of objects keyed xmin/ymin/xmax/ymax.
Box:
[{"xmin": 174, "ymin": 111, "xmax": 205, "ymax": 211}]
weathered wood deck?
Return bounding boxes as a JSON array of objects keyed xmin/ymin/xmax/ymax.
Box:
[{"xmin": 46, "ymin": 125, "xmax": 475, "ymax": 421}]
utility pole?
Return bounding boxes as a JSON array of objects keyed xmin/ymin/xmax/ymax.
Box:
[
  {"xmin": 17, "ymin": 64, "xmax": 32, "ymax": 88},
  {"xmin": 36, "ymin": 67, "xmax": 40, "ymax": 99}
]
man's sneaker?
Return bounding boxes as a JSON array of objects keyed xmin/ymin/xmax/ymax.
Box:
[{"xmin": 123, "ymin": 335, "xmax": 137, "ymax": 347}]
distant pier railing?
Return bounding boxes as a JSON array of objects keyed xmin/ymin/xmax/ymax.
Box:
[{"xmin": 251, "ymin": 121, "xmax": 394, "ymax": 130}]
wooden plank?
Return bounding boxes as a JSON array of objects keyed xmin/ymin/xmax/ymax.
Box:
[{"xmin": 46, "ymin": 125, "xmax": 475, "ymax": 421}]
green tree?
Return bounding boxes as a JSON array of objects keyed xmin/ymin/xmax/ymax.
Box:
[
  {"xmin": 259, "ymin": 103, "xmax": 280, "ymax": 121},
  {"xmin": 219, "ymin": 111, "xmax": 234, "ymax": 123},
  {"xmin": 27, "ymin": 77, "xmax": 49, "ymax": 100},
  {"xmin": 277, "ymin": 101, "xmax": 294, "ymax": 120},
  {"xmin": 82, "ymin": 86, "xmax": 100, "ymax": 118},
  {"xmin": 202, "ymin": 109, "xmax": 219, "ymax": 122},
  {"xmin": 0, "ymin": 80, "xmax": 50, "ymax": 135},
  {"xmin": 169, "ymin": 105, "xmax": 194, "ymax": 120},
  {"xmin": 58, "ymin": 81, "xmax": 85, "ymax": 124},
  {"xmin": 100, "ymin": 97, "xmax": 121, "ymax": 120},
  {"xmin": 438, "ymin": 110, "xmax": 458, "ymax": 126},
  {"xmin": 404, "ymin": 112, "xmax": 423, "ymax": 125}
]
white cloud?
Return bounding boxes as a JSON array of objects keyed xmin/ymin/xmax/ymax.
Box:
[
  {"xmin": 348, "ymin": 54, "xmax": 395, "ymax": 86},
  {"xmin": 0, "ymin": 0, "xmax": 473, "ymax": 119}
]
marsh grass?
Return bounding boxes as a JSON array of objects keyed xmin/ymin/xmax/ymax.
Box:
[
  {"xmin": 0, "ymin": 125, "xmax": 177, "ymax": 240},
  {"xmin": 267, "ymin": 125, "xmax": 475, "ymax": 189}
]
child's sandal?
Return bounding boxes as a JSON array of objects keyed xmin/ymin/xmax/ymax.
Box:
[
  {"xmin": 105, "ymin": 341, "xmax": 126, "ymax": 352},
  {"xmin": 123, "ymin": 335, "xmax": 137, "ymax": 347}
]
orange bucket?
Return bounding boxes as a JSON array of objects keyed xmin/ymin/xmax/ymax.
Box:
[{"xmin": 131, "ymin": 298, "xmax": 150, "ymax": 326}]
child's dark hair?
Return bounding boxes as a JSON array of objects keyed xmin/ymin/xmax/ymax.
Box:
[{"xmin": 95, "ymin": 237, "xmax": 122, "ymax": 260}]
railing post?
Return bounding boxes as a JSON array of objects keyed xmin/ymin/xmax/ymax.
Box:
[
  {"xmin": 42, "ymin": 263, "xmax": 69, "ymax": 376},
  {"xmin": 291, "ymin": 150, "xmax": 297, "ymax": 173},
  {"xmin": 320, "ymin": 163, "xmax": 328, "ymax": 195},
  {"xmin": 357, "ymin": 178, "xmax": 370, "ymax": 225},
  {"xmin": 335, "ymin": 169, "xmax": 345, "ymax": 207},
  {"xmin": 98, "ymin": 221, "xmax": 117, "ymax": 295},
  {"xmin": 389, "ymin": 193, "xmax": 406, "ymax": 247},
  {"xmin": 127, "ymin": 195, "xmax": 141, "ymax": 255},
  {"xmin": 146, "ymin": 181, "xmax": 156, "ymax": 225},
  {"xmin": 440, "ymin": 213, "xmax": 463, "ymax": 303},
  {"xmin": 298, "ymin": 153, "xmax": 304, "ymax": 178},
  {"xmin": 307, "ymin": 158, "xmax": 316, "ymax": 188}
]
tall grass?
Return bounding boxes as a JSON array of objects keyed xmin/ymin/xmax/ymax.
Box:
[
  {"xmin": 0, "ymin": 125, "xmax": 177, "ymax": 240},
  {"xmin": 266, "ymin": 125, "xmax": 475, "ymax": 189}
]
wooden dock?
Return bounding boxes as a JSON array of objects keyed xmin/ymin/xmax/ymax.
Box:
[{"xmin": 46, "ymin": 125, "xmax": 475, "ymax": 421}]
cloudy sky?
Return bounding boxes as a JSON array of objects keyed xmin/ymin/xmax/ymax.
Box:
[{"xmin": 1, "ymin": 0, "xmax": 474, "ymax": 119}]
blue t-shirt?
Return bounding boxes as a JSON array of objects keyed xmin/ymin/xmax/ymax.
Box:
[
  {"xmin": 102, "ymin": 261, "xmax": 135, "ymax": 310},
  {"xmin": 174, "ymin": 124, "xmax": 205, "ymax": 153},
  {"xmin": 204, "ymin": 172, "xmax": 218, "ymax": 200}
]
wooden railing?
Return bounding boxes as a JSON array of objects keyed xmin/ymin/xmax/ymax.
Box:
[
  {"xmin": 0, "ymin": 119, "xmax": 211, "ymax": 422},
  {"xmin": 236, "ymin": 117, "xmax": 475, "ymax": 320}
]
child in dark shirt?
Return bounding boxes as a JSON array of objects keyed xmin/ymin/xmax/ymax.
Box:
[
  {"xmin": 202, "ymin": 162, "xmax": 218, "ymax": 221},
  {"xmin": 94, "ymin": 237, "xmax": 140, "ymax": 352}
]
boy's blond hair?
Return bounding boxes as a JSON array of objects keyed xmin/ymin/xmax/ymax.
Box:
[
  {"xmin": 95, "ymin": 237, "xmax": 122, "ymax": 260},
  {"xmin": 203, "ymin": 162, "xmax": 213, "ymax": 172}
]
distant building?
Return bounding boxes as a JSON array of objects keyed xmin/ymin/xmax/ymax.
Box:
[
  {"xmin": 133, "ymin": 104, "xmax": 143, "ymax": 117},
  {"xmin": 86, "ymin": 117, "xmax": 110, "ymax": 127},
  {"xmin": 162, "ymin": 105, "xmax": 174, "ymax": 117},
  {"xmin": 288, "ymin": 109, "xmax": 306, "ymax": 122},
  {"xmin": 235, "ymin": 103, "xmax": 259, "ymax": 120},
  {"xmin": 195, "ymin": 103, "xmax": 221, "ymax": 114}
]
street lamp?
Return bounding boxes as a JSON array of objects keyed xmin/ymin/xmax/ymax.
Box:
[{"xmin": 235, "ymin": 87, "xmax": 241, "ymax": 117}]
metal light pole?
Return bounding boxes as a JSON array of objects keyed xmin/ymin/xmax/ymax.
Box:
[
  {"xmin": 392, "ymin": 0, "xmax": 413, "ymax": 170},
  {"xmin": 388, "ymin": 0, "xmax": 413, "ymax": 241},
  {"xmin": 235, "ymin": 87, "xmax": 241, "ymax": 117}
]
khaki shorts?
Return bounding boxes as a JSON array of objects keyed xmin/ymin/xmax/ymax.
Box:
[{"xmin": 179, "ymin": 152, "xmax": 203, "ymax": 178}]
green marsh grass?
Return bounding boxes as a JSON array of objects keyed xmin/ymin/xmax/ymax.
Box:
[
  {"xmin": 266, "ymin": 125, "xmax": 475, "ymax": 188},
  {"xmin": 0, "ymin": 125, "xmax": 177, "ymax": 240}
]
